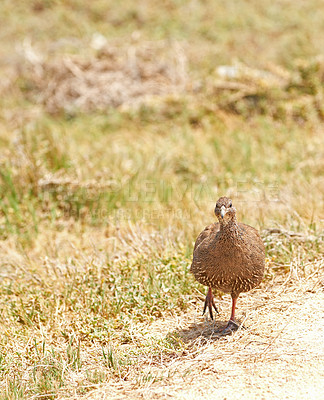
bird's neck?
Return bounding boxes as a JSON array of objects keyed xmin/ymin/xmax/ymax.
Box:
[{"xmin": 219, "ymin": 218, "xmax": 240, "ymax": 237}]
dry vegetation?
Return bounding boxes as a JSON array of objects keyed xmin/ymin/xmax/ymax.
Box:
[{"xmin": 0, "ymin": 0, "xmax": 323, "ymax": 399}]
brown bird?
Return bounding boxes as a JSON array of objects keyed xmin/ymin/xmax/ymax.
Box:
[{"xmin": 190, "ymin": 196, "xmax": 265, "ymax": 333}]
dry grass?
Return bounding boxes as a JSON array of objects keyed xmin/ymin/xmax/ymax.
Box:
[
  {"xmin": 17, "ymin": 39, "xmax": 187, "ymax": 113},
  {"xmin": 0, "ymin": 226, "xmax": 323, "ymax": 399},
  {"xmin": 80, "ymin": 276, "xmax": 324, "ymax": 400},
  {"xmin": 1, "ymin": 0, "xmax": 324, "ymax": 399},
  {"xmin": 8, "ymin": 39, "xmax": 324, "ymax": 123}
]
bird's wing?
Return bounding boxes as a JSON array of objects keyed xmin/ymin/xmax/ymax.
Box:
[
  {"xmin": 238, "ymin": 223, "xmax": 265, "ymax": 251},
  {"xmin": 193, "ymin": 223, "xmax": 220, "ymax": 252}
]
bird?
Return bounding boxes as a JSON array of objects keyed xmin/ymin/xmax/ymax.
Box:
[{"xmin": 190, "ymin": 196, "xmax": 265, "ymax": 333}]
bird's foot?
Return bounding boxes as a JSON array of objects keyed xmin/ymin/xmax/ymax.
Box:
[
  {"xmin": 220, "ymin": 320, "xmax": 240, "ymax": 335},
  {"xmin": 203, "ymin": 287, "xmax": 219, "ymax": 320}
]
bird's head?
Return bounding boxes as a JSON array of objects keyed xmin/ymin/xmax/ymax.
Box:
[{"xmin": 214, "ymin": 196, "xmax": 236, "ymax": 225}]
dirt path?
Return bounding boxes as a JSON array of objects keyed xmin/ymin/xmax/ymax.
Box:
[
  {"xmin": 171, "ymin": 290, "xmax": 324, "ymax": 400},
  {"xmin": 82, "ymin": 279, "xmax": 324, "ymax": 400}
]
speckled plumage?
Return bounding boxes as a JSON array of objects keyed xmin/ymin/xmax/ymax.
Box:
[{"xmin": 190, "ymin": 196, "xmax": 265, "ymax": 328}]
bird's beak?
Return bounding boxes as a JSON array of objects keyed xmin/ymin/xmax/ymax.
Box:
[{"xmin": 220, "ymin": 206, "xmax": 226, "ymax": 219}]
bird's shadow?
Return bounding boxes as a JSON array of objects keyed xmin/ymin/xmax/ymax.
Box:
[{"xmin": 171, "ymin": 318, "xmax": 241, "ymax": 344}]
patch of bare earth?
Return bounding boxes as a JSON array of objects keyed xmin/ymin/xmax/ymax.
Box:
[{"xmin": 76, "ymin": 265, "xmax": 323, "ymax": 400}]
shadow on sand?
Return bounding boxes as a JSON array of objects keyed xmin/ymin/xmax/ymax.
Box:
[{"xmin": 173, "ymin": 319, "xmax": 241, "ymax": 344}]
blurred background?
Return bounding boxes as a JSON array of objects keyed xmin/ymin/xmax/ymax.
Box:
[
  {"xmin": 1, "ymin": 0, "xmax": 323, "ymax": 244},
  {"xmin": 0, "ymin": 1, "xmax": 323, "ymax": 397}
]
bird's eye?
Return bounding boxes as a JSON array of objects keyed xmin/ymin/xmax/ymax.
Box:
[{"xmin": 229, "ymin": 203, "xmax": 232, "ymax": 208}]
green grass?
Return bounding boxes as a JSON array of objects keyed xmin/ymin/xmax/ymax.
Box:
[
  {"xmin": 0, "ymin": 247, "xmax": 194, "ymax": 397},
  {"xmin": 0, "ymin": 0, "xmax": 323, "ymax": 398}
]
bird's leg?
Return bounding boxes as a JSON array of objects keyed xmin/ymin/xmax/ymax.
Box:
[
  {"xmin": 230, "ymin": 295, "xmax": 238, "ymax": 322},
  {"xmin": 222, "ymin": 295, "xmax": 239, "ymax": 334},
  {"xmin": 203, "ymin": 287, "xmax": 218, "ymax": 320}
]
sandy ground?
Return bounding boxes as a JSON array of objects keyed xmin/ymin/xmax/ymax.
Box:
[{"xmin": 79, "ymin": 276, "xmax": 324, "ymax": 400}]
